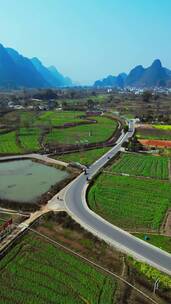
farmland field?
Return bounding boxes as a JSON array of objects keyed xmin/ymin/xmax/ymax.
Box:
[
  {"xmin": 0, "ymin": 111, "xmax": 84, "ymax": 127},
  {"xmin": 0, "ymin": 111, "xmax": 36, "ymax": 126},
  {"xmin": 19, "ymin": 128, "xmax": 41, "ymax": 152},
  {"xmin": 0, "ymin": 131, "xmax": 22, "ymax": 154},
  {"xmin": 136, "ymin": 127, "xmax": 171, "ymax": 140},
  {"xmin": 88, "ymin": 174, "xmax": 171, "ymax": 231},
  {"xmin": 111, "ymin": 153, "xmax": 169, "ymax": 179},
  {"xmin": 154, "ymin": 125, "xmax": 171, "ymax": 131},
  {"xmin": 34, "ymin": 111, "xmax": 84, "ymax": 126},
  {"xmin": 0, "ymin": 111, "xmax": 118, "ymax": 155},
  {"xmin": 55, "ymin": 147, "xmax": 110, "ymax": 166},
  {"xmin": 57, "ymin": 94, "xmax": 107, "ymax": 105},
  {"xmin": 0, "ymin": 233, "xmax": 117, "ymax": 304},
  {"xmin": 46, "ymin": 116, "xmax": 117, "ymax": 145},
  {"xmin": 139, "ymin": 139, "xmax": 171, "ymax": 149}
]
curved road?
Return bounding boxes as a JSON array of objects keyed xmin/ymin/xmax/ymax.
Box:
[{"xmin": 64, "ymin": 127, "xmax": 171, "ymax": 276}]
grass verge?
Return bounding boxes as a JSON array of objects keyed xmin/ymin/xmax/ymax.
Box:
[{"xmin": 54, "ymin": 147, "xmax": 110, "ymax": 166}]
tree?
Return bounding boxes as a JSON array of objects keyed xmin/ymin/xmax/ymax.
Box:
[
  {"xmin": 142, "ymin": 91, "xmax": 152, "ymax": 103},
  {"xmin": 87, "ymin": 99, "xmax": 94, "ymax": 110}
]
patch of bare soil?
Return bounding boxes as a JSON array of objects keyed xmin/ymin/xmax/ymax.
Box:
[
  {"xmin": 136, "ymin": 124, "xmax": 153, "ymax": 129},
  {"xmin": 139, "ymin": 139, "xmax": 171, "ymax": 148},
  {"xmin": 164, "ymin": 210, "xmax": 171, "ymax": 236}
]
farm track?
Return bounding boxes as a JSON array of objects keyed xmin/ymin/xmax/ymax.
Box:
[
  {"xmin": 162, "ymin": 209, "xmax": 171, "ymax": 236},
  {"xmin": 168, "ymin": 160, "xmax": 171, "ymax": 181},
  {"xmin": 0, "ymin": 153, "xmax": 68, "ymax": 167}
]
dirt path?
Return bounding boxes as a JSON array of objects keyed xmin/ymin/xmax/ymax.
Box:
[
  {"xmin": 168, "ymin": 160, "xmax": 171, "ymax": 182},
  {"xmin": 0, "ymin": 153, "xmax": 68, "ymax": 167},
  {"xmin": 163, "ymin": 210, "xmax": 171, "ymax": 236}
]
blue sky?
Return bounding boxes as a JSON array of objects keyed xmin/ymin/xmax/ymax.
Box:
[{"xmin": 0, "ymin": 0, "xmax": 170, "ymax": 84}]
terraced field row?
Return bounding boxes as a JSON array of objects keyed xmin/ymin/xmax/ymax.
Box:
[
  {"xmin": 111, "ymin": 153, "xmax": 169, "ymax": 179},
  {"xmin": 0, "ymin": 234, "xmax": 117, "ymax": 304}
]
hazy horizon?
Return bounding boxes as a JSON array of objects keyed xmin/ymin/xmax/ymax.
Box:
[{"xmin": 0, "ymin": 0, "xmax": 171, "ymax": 84}]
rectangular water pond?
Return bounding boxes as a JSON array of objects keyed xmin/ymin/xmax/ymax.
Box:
[{"xmin": 0, "ymin": 159, "xmax": 69, "ymax": 203}]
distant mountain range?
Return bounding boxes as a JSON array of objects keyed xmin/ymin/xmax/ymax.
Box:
[
  {"xmin": 1, "ymin": 43, "xmax": 170, "ymax": 90},
  {"xmin": 94, "ymin": 60, "xmax": 171, "ymax": 89},
  {"xmin": 0, "ymin": 43, "xmax": 73, "ymax": 89}
]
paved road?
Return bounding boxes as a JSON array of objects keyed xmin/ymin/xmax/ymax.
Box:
[{"xmin": 64, "ymin": 128, "xmax": 171, "ymax": 276}]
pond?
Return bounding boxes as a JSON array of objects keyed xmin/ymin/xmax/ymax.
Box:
[{"xmin": 0, "ymin": 159, "xmax": 69, "ymax": 203}]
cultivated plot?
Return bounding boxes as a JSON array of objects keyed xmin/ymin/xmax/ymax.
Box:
[
  {"xmin": 0, "ymin": 234, "xmax": 117, "ymax": 304},
  {"xmin": 35, "ymin": 111, "xmax": 84, "ymax": 127},
  {"xmin": 111, "ymin": 153, "xmax": 169, "ymax": 180},
  {"xmin": 136, "ymin": 127, "xmax": 171, "ymax": 141},
  {"xmin": 0, "ymin": 131, "xmax": 22, "ymax": 154},
  {"xmin": 55, "ymin": 147, "xmax": 110, "ymax": 166},
  {"xmin": 88, "ymin": 174, "xmax": 171, "ymax": 231},
  {"xmin": 19, "ymin": 128, "xmax": 41, "ymax": 152},
  {"xmin": 46, "ymin": 116, "xmax": 117, "ymax": 145}
]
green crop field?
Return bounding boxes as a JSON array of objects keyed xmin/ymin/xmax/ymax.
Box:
[
  {"xmin": 55, "ymin": 147, "xmax": 110, "ymax": 166},
  {"xmin": 111, "ymin": 153, "xmax": 169, "ymax": 179},
  {"xmin": 154, "ymin": 125, "xmax": 171, "ymax": 131},
  {"xmin": 19, "ymin": 111, "xmax": 37, "ymax": 125},
  {"xmin": 0, "ymin": 111, "xmax": 84, "ymax": 127},
  {"xmin": 57, "ymin": 94, "xmax": 107, "ymax": 105},
  {"xmin": 0, "ymin": 128, "xmax": 41, "ymax": 154},
  {"xmin": 35, "ymin": 111, "xmax": 84, "ymax": 126},
  {"xmin": 19, "ymin": 128, "xmax": 41, "ymax": 152},
  {"xmin": 0, "ymin": 131, "xmax": 22, "ymax": 154},
  {"xmin": 0, "ymin": 111, "xmax": 36, "ymax": 127},
  {"xmin": 88, "ymin": 174, "xmax": 171, "ymax": 231},
  {"xmin": 0, "ymin": 234, "xmax": 117, "ymax": 304},
  {"xmin": 0, "ymin": 112, "xmax": 117, "ymax": 155},
  {"xmin": 46, "ymin": 116, "xmax": 117, "ymax": 145}
]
